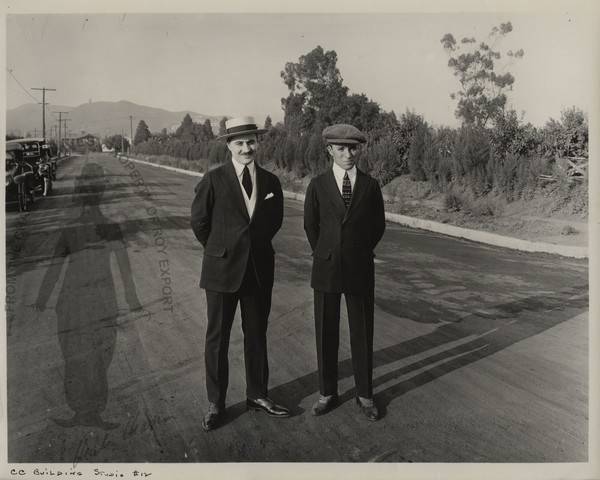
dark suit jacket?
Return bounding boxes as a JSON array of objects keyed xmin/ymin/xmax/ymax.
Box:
[
  {"xmin": 304, "ymin": 168, "xmax": 385, "ymax": 294},
  {"xmin": 190, "ymin": 160, "xmax": 283, "ymax": 293}
]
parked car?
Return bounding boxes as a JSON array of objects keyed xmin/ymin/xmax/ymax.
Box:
[
  {"xmin": 5, "ymin": 142, "xmax": 35, "ymax": 212},
  {"xmin": 6, "ymin": 138, "xmax": 54, "ymax": 197},
  {"xmin": 41, "ymin": 142, "xmax": 57, "ymax": 180}
]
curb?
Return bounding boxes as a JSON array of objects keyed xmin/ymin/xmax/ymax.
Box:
[
  {"xmin": 118, "ymin": 155, "xmax": 588, "ymax": 259},
  {"xmin": 118, "ymin": 156, "xmax": 204, "ymax": 177},
  {"xmin": 384, "ymin": 212, "xmax": 587, "ymax": 259}
]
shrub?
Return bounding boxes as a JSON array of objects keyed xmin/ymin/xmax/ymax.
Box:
[
  {"xmin": 365, "ymin": 137, "xmax": 404, "ymax": 186},
  {"xmin": 444, "ymin": 190, "xmax": 464, "ymax": 211},
  {"xmin": 561, "ymin": 225, "xmax": 578, "ymax": 235},
  {"xmin": 408, "ymin": 125, "xmax": 428, "ymax": 181},
  {"xmin": 452, "ymin": 126, "xmax": 492, "ymax": 194},
  {"xmin": 434, "ymin": 155, "xmax": 453, "ymax": 192},
  {"xmin": 470, "ymin": 194, "xmax": 503, "ymax": 217},
  {"xmin": 514, "ymin": 155, "xmax": 547, "ymax": 200},
  {"xmin": 422, "ymin": 130, "xmax": 440, "ymax": 183}
]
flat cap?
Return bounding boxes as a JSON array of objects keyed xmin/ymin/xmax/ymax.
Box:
[{"xmin": 322, "ymin": 124, "xmax": 367, "ymax": 145}]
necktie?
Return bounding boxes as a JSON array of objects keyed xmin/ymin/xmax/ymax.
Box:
[
  {"xmin": 242, "ymin": 165, "xmax": 253, "ymax": 198},
  {"xmin": 342, "ymin": 171, "xmax": 352, "ymax": 208}
]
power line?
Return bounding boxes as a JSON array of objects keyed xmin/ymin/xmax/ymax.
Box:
[{"xmin": 6, "ymin": 68, "xmax": 40, "ymax": 103}]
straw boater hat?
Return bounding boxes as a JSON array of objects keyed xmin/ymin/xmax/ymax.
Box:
[{"xmin": 218, "ymin": 116, "xmax": 267, "ymax": 141}]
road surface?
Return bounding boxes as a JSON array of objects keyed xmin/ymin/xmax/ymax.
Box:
[{"xmin": 5, "ymin": 153, "xmax": 588, "ymax": 463}]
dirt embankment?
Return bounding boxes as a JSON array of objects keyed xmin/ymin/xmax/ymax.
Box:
[
  {"xmin": 382, "ymin": 176, "xmax": 587, "ymax": 247},
  {"xmin": 274, "ymin": 168, "xmax": 588, "ymax": 248}
]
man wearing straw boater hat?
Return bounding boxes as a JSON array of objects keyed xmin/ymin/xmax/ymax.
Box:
[
  {"xmin": 191, "ymin": 116, "xmax": 289, "ymax": 431},
  {"xmin": 304, "ymin": 124, "xmax": 386, "ymax": 421}
]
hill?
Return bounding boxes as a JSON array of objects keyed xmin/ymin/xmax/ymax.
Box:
[{"xmin": 6, "ymin": 100, "xmax": 222, "ymax": 138}]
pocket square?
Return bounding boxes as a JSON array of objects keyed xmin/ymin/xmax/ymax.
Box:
[{"xmin": 265, "ymin": 192, "xmax": 275, "ymax": 200}]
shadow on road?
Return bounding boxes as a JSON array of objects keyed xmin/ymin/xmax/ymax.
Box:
[
  {"xmin": 33, "ymin": 163, "xmax": 145, "ymax": 430},
  {"xmin": 258, "ymin": 284, "xmax": 588, "ymax": 418}
]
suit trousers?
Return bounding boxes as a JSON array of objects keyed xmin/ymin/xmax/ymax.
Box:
[
  {"xmin": 204, "ymin": 255, "xmax": 271, "ymax": 407},
  {"xmin": 314, "ymin": 289, "xmax": 374, "ymax": 399}
]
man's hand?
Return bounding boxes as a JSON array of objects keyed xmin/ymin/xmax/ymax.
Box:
[{"xmin": 133, "ymin": 308, "xmax": 152, "ymax": 322}]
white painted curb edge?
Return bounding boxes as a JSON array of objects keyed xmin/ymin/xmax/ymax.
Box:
[
  {"xmin": 384, "ymin": 212, "xmax": 587, "ymax": 259},
  {"xmin": 119, "ymin": 155, "xmax": 588, "ymax": 259},
  {"xmin": 119, "ymin": 156, "xmax": 204, "ymax": 177}
]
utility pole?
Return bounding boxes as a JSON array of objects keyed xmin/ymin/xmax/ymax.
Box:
[
  {"xmin": 53, "ymin": 111, "xmax": 69, "ymax": 157},
  {"xmin": 33, "ymin": 128, "xmax": 38, "ymax": 137},
  {"xmin": 63, "ymin": 118, "xmax": 71, "ymax": 137},
  {"xmin": 63, "ymin": 118, "xmax": 72, "ymax": 152},
  {"xmin": 31, "ymin": 87, "xmax": 56, "ymax": 139},
  {"xmin": 129, "ymin": 115, "xmax": 134, "ymax": 155}
]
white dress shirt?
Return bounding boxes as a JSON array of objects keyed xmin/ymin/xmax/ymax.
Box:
[
  {"xmin": 332, "ymin": 162, "xmax": 357, "ymax": 195},
  {"xmin": 232, "ymin": 159, "xmax": 257, "ymax": 218}
]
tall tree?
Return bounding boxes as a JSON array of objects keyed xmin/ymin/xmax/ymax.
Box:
[
  {"xmin": 104, "ymin": 134, "xmax": 129, "ymax": 153},
  {"xmin": 203, "ymin": 119, "xmax": 215, "ymax": 141},
  {"xmin": 282, "ymin": 93, "xmax": 306, "ymax": 134},
  {"xmin": 133, "ymin": 120, "xmax": 151, "ymax": 145},
  {"xmin": 281, "ymin": 46, "xmax": 349, "ymax": 131},
  {"xmin": 264, "ymin": 115, "xmax": 273, "ymax": 130},
  {"xmin": 341, "ymin": 94, "xmax": 384, "ymax": 132},
  {"xmin": 441, "ymin": 22, "xmax": 524, "ymax": 128},
  {"xmin": 176, "ymin": 113, "xmax": 194, "ymax": 135},
  {"xmin": 218, "ymin": 117, "xmax": 228, "ymax": 137}
]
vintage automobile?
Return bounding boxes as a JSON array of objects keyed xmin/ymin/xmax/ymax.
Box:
[
  {"xmin": 41, "ymin": 142, "xmax": 58, "ymax": 180},
  {"xmin": 5, "ymin": 142, "xmax": 35, "ymax": 212},
  {"xmin": 6, "ymin": 138, "xmax": 54, "ymax": 196}
]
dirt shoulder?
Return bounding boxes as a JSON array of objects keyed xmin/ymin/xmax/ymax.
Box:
[{"xmin": 275, "ymin": 167, "xmax": 588, "ymax": 248}]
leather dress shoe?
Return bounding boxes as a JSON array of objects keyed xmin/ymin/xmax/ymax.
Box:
[
  {"xmin": 356, "ymin": 397, "xmax": 379, "ymax": 421},
  {"xmin": 202, "ymin": 403, "xmax": 223, "ymax": 431},
  {"xmin": 311, "ymin": 394, "xmax": 339, "ymax": 416},
  {"xmin": 246, "ymin": 397, "xmax": 291, "ymax": 418}
]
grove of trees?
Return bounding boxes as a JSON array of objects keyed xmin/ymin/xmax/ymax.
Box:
[{"xmin": 127, "ymin": 22, "xmax": 588, "ymax": 210}]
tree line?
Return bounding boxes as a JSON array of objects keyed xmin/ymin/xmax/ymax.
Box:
[{"xmin": 122, "ymin": 22, "xmax": 588, "ymax": 205}]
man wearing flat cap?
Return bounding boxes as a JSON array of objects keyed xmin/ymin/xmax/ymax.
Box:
[
  {"xmin": 304, "ymin": 123, "xmax": 386, "ymax": 421},
  {"xmin": 191, "ymin": 116, "xmax": 290, "ymax": 431}
]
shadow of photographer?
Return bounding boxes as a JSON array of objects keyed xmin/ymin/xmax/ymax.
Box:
[{"xmin": 34, "ymin": 163, "xmax": 145, "ymax": 430}]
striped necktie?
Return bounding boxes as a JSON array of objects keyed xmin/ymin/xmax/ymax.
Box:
[{"xmin": 342, "ymin": 171, "xmax": 352, "ymax": 208}]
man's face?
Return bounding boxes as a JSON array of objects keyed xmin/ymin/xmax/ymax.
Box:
[
  {"xmin": 328, "ymin": 143, "xmax": 358, "ymax": 170},
  {"xmin": 227, "ymin": 133, "xmax": 258, "ymax": 165}
]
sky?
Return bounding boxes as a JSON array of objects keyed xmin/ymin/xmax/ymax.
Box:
[{"xmin": 5, "ymin": 12, "xmax": 599, "ymax": 127}]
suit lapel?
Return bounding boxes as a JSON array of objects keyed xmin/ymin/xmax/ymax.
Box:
[
  {"xmin": 324, "ymin": 169, "xmax": 347, "ymax": 219},
  {"xmin": 223, "ymin": 160, "xmax": 250, "ymax": 222}
]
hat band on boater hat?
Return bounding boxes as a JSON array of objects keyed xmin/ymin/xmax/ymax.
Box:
[
  {"xmin": 218, "ymin": 116, "xmax": 267, "ymax": 140},
  {"xmin": 226, "ymin": 123, "xmax": 259, "ymax": 135}
]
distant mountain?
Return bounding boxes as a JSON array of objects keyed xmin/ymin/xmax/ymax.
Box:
[{"xmin": 6, "ymin": 100, "xmax": 223, "ymax": 138}]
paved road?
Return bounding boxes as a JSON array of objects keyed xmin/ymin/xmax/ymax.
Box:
[{"xmin": 5, "ymin": 153, "xmax": 588, "ymax": 463}]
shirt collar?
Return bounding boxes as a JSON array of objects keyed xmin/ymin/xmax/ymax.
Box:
[
  {"xmin": 332, "ymin": 162, "xmax": 357, "ymax": 181},
  {"xmin": 232, "ymin": 158, "xmax": 255, "ymax": 178}
]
